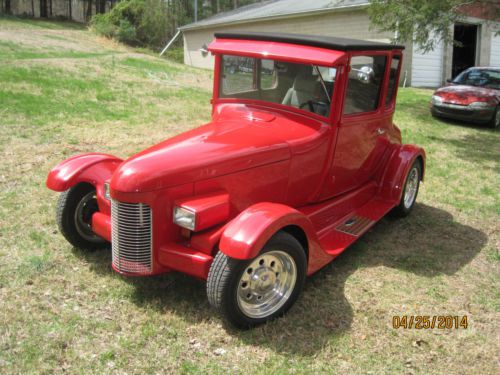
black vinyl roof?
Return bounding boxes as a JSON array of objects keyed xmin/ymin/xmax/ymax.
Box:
[{"xmin": 214, "ymin": 31, "xmax": 405, "ymax": 51}]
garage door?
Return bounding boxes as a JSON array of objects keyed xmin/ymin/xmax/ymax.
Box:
[
  {"xmin": 490, "ymin": 34, "xmax": 500, "ymax": 67},
  {"xmin": 411, "ymin": 39, "xmax": 444, "ymax": 87}
]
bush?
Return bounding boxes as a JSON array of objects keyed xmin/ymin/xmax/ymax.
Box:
[
  {"xmin": 90, "ymin": 0, "xmax": 170, "ymax": 50},
  {"xmin": 162, "ymin": 47, "xmax": 184, "ymax": 64},
  {"xmin": 117, "ymin": 19, "xmax": 137, "ymax": 44},
  {"xmin": 92, "ymin": 13, "xmax": 117, "ymax": 38}
]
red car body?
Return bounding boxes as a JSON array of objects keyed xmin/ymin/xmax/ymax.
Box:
[
  {"xmin": 430, "ymin": 67, "xmax": 500, "ymax": 128},
  {"xmin": 47, "ymin": 32, "xmax": 425, "ymax": 326}
]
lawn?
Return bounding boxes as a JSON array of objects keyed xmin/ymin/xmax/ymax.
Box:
[{"xmin": 0, "ymin": 17, "xmax": 498, "ymax": 374}]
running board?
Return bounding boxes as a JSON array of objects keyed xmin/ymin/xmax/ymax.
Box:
[
  {"xmin": 336, "ymin": 215, "xmax": 375, "ymax": 237},
  {"xmin": 319, "ymin": 198, "xmax": 395, "ymax": 257}
]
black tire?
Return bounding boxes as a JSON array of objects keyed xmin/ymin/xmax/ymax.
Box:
[
  {"xmin": 490, "ymin": 106, "xmax": 500, "ymax": 129},
  {"xmin": 390, "ymin": 159, "xmax": 422, "ymax": 218},
  {"xmin": 56, "ymin": 183, "xmax": 108, "ymax": 250},
  {"xmin": 207, "ymin": 231, "xmax": 306, "ymax": 329}
]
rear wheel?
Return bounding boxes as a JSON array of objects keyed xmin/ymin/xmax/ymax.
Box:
[
  {"xmin": 207, "ymin": 232, "xmax": 306, "ymax": 329},
  {"xmin": 390, "ymin": 160, "xmax": 422, "ymax": 217},
  {"xmin": 56, "ymin": 183, "xmax": 108, "ymax": 250}
]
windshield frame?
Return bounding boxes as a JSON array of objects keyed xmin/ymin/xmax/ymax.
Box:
[{"xmin": 214, "ymin": 53, "xmax": 339, "ymax": 123}]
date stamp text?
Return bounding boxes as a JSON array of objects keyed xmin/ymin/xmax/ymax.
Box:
[{"xmin": 392, "ymin": 315, "xmax": 468, "ymax": 329}]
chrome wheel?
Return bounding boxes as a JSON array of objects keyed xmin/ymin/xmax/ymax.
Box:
[
  {"xmin": 237, "ymin": 250, "xmax": 297, "ymax": 319},
  {"xmin": 403, "ymin": 167, "xmax": 419, "ymax": 209},
  {"xmin": 74, "ymin": 191, "xmax": 101, "ymax": 242}
]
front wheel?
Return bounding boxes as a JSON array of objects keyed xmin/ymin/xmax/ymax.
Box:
[
  {"xmin": 207, "ymin": 232, "xmax": 306, "ymax": 329},
  {"xmin": 56, "ymin": 183, "xmax": 108, "ymax": 250}
]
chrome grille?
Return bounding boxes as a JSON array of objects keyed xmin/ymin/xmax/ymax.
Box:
[{"xmin": 111, "ymin": 200, "xmax": 152, "ymax": 274}]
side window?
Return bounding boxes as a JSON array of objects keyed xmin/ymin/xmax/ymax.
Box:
[
  {"xmin": 260, "ymin": 59, "xmax": 277, "ymax": 90},
  {"xmin": 221, "ymin": 55, "xmax": 256, "ymax": 95},
  {"xmin": 385, "ymin": 55, "xmax": 401, "ymax": 106},
  {"xmin": 344, "ymin": 55, "xmax": 387, "ymax": 115}
]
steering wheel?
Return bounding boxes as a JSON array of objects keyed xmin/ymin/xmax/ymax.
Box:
[
  {"xmin": 299, "ymin": 101, "xmax": 314, "ymax": 112},
  {"xmin": 299, "ymin": 100, "xmax": 329, "ymax": 113}
]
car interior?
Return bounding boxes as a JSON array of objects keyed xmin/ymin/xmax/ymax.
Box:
[{"xmin": 220, "ymin": 56, "xmax": 333, "ymax": 117}]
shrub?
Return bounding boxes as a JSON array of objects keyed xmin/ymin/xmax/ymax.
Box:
[
  {"xmin": 90, "ymin": 0, "xmax": 170, "ymax": 50},
  {"xmin": 117, "ymin": 19, "xmax": 137, "ymax": 44},
  {"xmin": 92, "ymin": 13, "xmax": 117, "ymax": 38},
  {"xmin": 162, "ymin": 47, "xmax": 184, "ymax": 64}
]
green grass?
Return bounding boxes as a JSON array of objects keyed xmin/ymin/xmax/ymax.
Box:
[
  {"xmin": 0, "ymin": 40, "xmax": 114, "ymax": 60},
  {"xmin": 120, "ymin": 56, "xmax": 183, "ymax": 74},
  {"xmin": 0, "ymin": 15, "xmax": 85, "ymax": 30},
  {"xmin": 0, "ymin": 16, "xmax": 499, "ymax": 375}
]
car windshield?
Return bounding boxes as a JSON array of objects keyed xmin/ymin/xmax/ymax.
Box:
[
  {"xmin": 219, "ymin": 54, "xmax": 336, "ymax": 117},
  {"xmin": 452, "ymin": 68, "xmax": 500, "ymax": 90}
]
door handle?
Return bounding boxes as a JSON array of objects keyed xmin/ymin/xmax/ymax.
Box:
[{"xmin": 376, "ymin": 128, "xmax": 386, "ymax": 135}]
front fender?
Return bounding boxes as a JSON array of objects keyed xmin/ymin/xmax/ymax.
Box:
[
  {"xmin": 219, "ymin": 202, "xmax": 324, "ymax": 261},
  {"xmin": 380, "ymin": 144, "xmax": 426, "ymax": 203},
  {"xmin": 46, "ymin": 153, "xmax": 123, "ymax": 192}
]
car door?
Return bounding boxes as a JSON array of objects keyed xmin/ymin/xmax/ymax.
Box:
[{"xmin": 320, "ymin": 52, "xmax": 391, "ymax": 199}]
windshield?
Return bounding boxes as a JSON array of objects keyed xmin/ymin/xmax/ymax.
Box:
[
  {"xmin": 452, "ymin": 68, "xmax": 500, "ymax": 90},
  {"xmin": 219, "ymin": 54, "xmax": 336, "ymax": 117}
]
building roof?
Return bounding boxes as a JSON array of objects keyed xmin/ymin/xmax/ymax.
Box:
[
  {"xmin": 180, "ymin": 0, "xmax": 369, "ymax": 31},
  {"xmin": 214, "ymin": 31, "xmax": 404, "ymax": 51}
]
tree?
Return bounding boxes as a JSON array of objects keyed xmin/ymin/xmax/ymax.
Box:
[{"xmin": 368, "ymin": 0, "xmax": 500, "ymax": 52}]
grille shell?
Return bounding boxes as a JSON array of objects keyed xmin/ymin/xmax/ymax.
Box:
[{"xmin": 111, "ymin": 200, "xmax": 153, "ymax": 274}]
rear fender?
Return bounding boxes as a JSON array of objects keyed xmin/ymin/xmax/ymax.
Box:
[
  {"xmin": 219, "ymin": 203, "xmax": 330, "ymax": 274},
  {"xmin": 46, "ymin": 153, "xmax": 122, "ymax": 192},
  {"xmin": 380, "ymin": 144, "xmax": 426, "ymax": 203}
]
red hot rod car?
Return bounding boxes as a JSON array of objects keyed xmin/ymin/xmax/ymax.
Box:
[{"xmin": 47, "ymin": 32, "xmax": 425, "ymax": 328}]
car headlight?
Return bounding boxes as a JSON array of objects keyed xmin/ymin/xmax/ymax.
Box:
[
  {"xmin": 173, "ymin": 206, "xmax": 196, "ymax": 230},
  {"xmin": 469, "ymin": 101, "xmax": 491, "ymax": 109},
  {"xmin": 431, "ymin": 95, "xmax": 444, "ymax": 105}
]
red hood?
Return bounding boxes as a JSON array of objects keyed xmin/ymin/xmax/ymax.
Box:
[
  {"xmin": 434, "ymin": 85, "xmax": 499, "ymax": 105},
  {"xmin": 110, "ymin": 104, "xmax": 327, "ymax": 193}
]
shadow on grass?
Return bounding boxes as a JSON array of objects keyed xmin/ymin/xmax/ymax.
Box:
[
  {"xmin": 428, "ymin": 131, "xmax": 500, "ymax": 173},
  {"xmin": 72, "ymin": 203, "xmax": 487, "ymax": 355}
]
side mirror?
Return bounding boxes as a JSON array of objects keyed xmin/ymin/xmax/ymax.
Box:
[
  {"xmin": 199, "ymin": 44, "xmax": 208, "ymax": 58},
  {"xmin": 446, "ymin": 78, "xmax": 452, "ymax": 83},
  {"xmin": 356, "ymin": 66, "xmax": 375, "ymax": 84}
]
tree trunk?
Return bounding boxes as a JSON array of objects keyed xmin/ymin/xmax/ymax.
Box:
[
  {"xmin": 31, "ymin": 0, "xmax": 35, "ymax": 16},
  {"xmin": 5, "ymin": 0, "xmax": 11, "ymax": 14},
  {"xmin": 233, "ymin": 0, "xmax": 238, "ymax": 10},
  {"xmin": 86, "ymin": 0, "xmax": 92, "ymax": 20},
  {"xmin": 68, "ymin": 0, "xmax": 72, "ymax": 20},
  {"xmin": 96, "ymin": 0, "xmax": 105, "ymax": 14}
]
